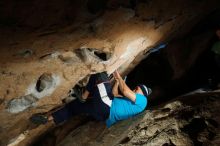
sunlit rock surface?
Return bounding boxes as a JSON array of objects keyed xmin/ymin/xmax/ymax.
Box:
[{"xmin": 0, "ymin": 0, "xmax": 220, "ymax": 145}]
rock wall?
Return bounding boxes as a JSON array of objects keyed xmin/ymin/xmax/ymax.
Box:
[
  {"xmin": 37, "ymin": 91, "xmax": 220, "ymax": 146},
  {"xmin": 0, "ymin": 0, "xmax": 220, "ymax": 145}
]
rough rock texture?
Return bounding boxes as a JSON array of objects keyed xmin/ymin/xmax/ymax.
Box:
[
  {"xmin": 0, "ymin": 0, "xmax": 220, "ymax": 145},
  {"xmin": 55, "ymin": 92, "xmax": 220, "ymax": 146}
]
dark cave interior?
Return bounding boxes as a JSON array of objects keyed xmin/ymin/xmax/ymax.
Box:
[{"xmin": 127, "ymin": 9, "xmax": 220, "ymax": 106}]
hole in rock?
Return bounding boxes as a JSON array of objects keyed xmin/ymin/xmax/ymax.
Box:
[
  {"xmin": 161, "ymin": 108, "xmax": 171, "ymax": 112},
  {"xmin": 94, "ymin": 51, "xmax": 108, "ymax": 61},
  {"xmin": 162, "ymin": 140, "xmax": 176, "ymax": 146},
  {"xmin": 119, "ymin": 136, "xmax": 130, "ymax": 144},
  {"xmin": 75, "ymin": 48, "xmax": 112, "ymax": 62},
  {"xmin": 87, "ymin": 48, "xmax": 111, "ymax": 61},
  {"xmin": 36, "ymin": 73, "xmax": 53, "ymax": 92}
]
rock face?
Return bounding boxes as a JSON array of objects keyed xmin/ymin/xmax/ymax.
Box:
[
  {"xmin": 0, "ymin": 0, "xmax": 220, "ymax": 145},
  {"xmin": 120, "ymin": 93, "xmax": 220, "ymax": 146},
  {"xmin": 49, "ymin": 92, "xmax": 220, "ymax": 146}
]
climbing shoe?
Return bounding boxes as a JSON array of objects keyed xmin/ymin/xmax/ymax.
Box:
[
  {"xmin": 72, "ymin": 85, "xmax": 86, "ymax": 103},
  {"xmin": 30, "ymin": 113, "xmax": 48, "ymax": 125}
]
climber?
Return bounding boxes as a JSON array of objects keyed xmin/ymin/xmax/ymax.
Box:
[{"xmin": 30, "ymin": 70, "xmax": 151, "ymax": 127}]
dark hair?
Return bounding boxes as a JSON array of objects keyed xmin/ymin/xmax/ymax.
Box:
[{"xmin": 137, "ymin": 84, "xmax": 152, "ymax": 97}]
